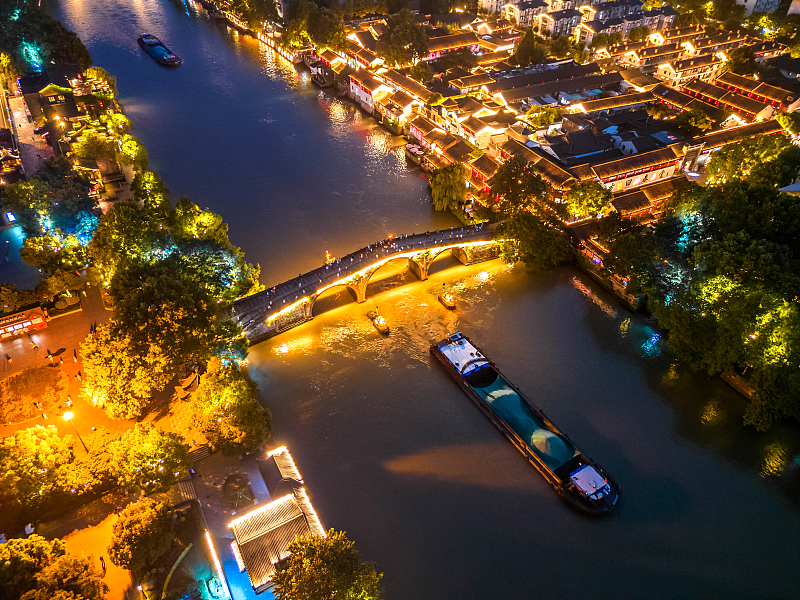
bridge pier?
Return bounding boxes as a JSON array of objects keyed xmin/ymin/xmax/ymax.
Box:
[
  {"xmin": 451, "ymin": 242, "xmax": 500, "ymax": 266},
  {"xmin": 407, "ymin": 250, "xmax": 435, "ymax": 281}
]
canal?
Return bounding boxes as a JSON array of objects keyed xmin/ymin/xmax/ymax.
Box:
[{"xmin": 45, "ymin": 1, "xmax": 800, "ymax": 597}]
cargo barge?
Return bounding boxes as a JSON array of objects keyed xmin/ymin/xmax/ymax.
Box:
[
  {"xmin": 138, "ymin": 34, "xmax": 181, "ymax": 66},
  {"xmin": 431, "ymin": 332, "xmax": 619, "ymax": 515}
]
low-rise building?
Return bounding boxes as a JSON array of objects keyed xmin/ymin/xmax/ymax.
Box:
[
  {"xmin": 349, "ymin": 70, "xmax": 393, "ymax": 113},
  {"xmin": 682, "ymin": 79, "xmax": 773, "ymax": 122},
  {"xmin": 714, "ymin": 71, "xmax": 800, "ymax": 111},
  {"xmin": 655, "ymin": 53, "xmax": 723, "ymax": 88}
]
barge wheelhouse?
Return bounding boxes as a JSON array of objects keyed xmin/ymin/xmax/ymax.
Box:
[{"xmin": 431, "ymin": 332, "xmax": 619, "ymax": 515}]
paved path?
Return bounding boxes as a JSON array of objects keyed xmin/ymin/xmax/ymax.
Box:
[{"xmin": 7, "ymin": 85, "xmax": 53, "ymax": 177}]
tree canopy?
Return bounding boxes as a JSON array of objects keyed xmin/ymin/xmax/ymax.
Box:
[
  {"xmin": 193, "ymin": 357, "xmax": 273, "ymax": 454},
  {"xmin": 272, "ymin": 530, "xmax": 383, "ymax": 600},
  {"xmin": 409, "ymin": 61, "xmax": 433, "ymax": 85},
  {"xmin": 673, "ymin": 108, "xmax": 711, "ymax": 137},
  {"xmin": 525, "ymin": 106, "xmax": 558, "ymax": 128},
  {"xmin": 109, "ymin": 423, "xmax": 189, "ymax": 492},
  {"xmin": 514, "ymin": 30, "xmax": 547, "ymax": 66},
  {"xmin": 489, "ymin": 154, "xmax": 549, "ymax": 214},
  {"xmin": 429, "ymin": 163, "xmax": 468, "ymax": 212},
  {"xmin": 564, "ymin": 180, "xmax": 612, "ymax": 219},
  {"xmin": 108, "ymin": 497, "xmax": 174, "ymax": 574},
  {"xmin": 376, "ymin": 9, "xmax": 428, "ymax": 66},
  {"xmin": 499, "ymin": 211, "xmax": 572, "ymax": 269}
]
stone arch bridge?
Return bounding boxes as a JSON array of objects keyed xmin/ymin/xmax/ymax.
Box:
[{"xmin": 224, "ymin": 224, "xmax": 500, "ymax": 343}]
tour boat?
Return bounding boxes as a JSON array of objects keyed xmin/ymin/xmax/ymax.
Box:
[
  {"xmin": 431, "ymin": 332, "xmax": 619, "ymax": 515},
  {"xmin": 367, "ymin": 310, "xmax": 389, "ymax": 335},
  {"xmin": 438, "ymin": 289, "xmax": 456, "ymax": 310},
  {"xmin": 138, "ymin": 34, "xmax": 182, "ymax": 66}
]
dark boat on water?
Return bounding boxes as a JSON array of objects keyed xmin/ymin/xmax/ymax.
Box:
[
  {"xmin": 431, "ymin": 332, "xmax": 619, "ymax": 515},
  {"xmin": 137, "ymin": 34, "xmax": 181, "ymax": 66}
]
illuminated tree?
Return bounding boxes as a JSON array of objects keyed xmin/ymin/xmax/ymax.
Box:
[
  {"xmin": 108, "ymin": 497, "xmax": 175, "ymax": 573},
  {"xmin": 726, "ymin": 46, "xmax": 756, "ymax": 75},
  {"xmin": 36, "ymin": 269, "xmax": 82, "ymax": 302},
  {"xmin": 171, "ymin": 198, "xmax": 231, "ymax": 246},
  {"xmin": 131, "ymin": 170, "xmax": 171, "ymax": 220},
  {"xmin": 272, "ymin": 530, "xmax": 383, "ymax": 600},
  {"xmin": 777, "ymin": 112, "xmax": 800, "ymax": 137},
  {"xmin": 117, "ymin": 134, "xmax": 148, "ymax": 171},
  {"xmin": 429, "ymin": 163, "xmax": 468, "ymax": 212},
  {"xmin": 102, "ymin": 112, "xmax": 132, "ymax": 136},
  {"xmin": 0, "ymin": 425, "xmax": 74, "ymax": 512},
  {"xmin": 80, "ymin": 324, "xmax": 167, "ymax": 419},
  {"xmin": 705, "ymin": 134, "xmax": 790, "ymax": 184},
  {"xmin": 88, "ymin": 203, "xmax": 162, "ymax": 285},
  {"xmin": 110, "ymin": 424, "xmax": 189, "ymax": 492},
  {"xmin": 308, "ymin": 6, "xmax": 346, "ymax": 49},
  {"xmin": 109, "ymin": 260, "xmax": 219, "ymax": 371},
  {"xmin": 564, "ymin": 180, "xmax": 612, "ymax": 219},
  {"xmin": 0, "ymin": 535, "xmax": 67, "ymax": 600},
  {"xmin": 174, "ymin": 239, "xmax": 263, "ymax": 303},
  {"xmin": 83, "ymin": 65, "xmax": 117, "ymax": 96},
  {"xmin": 489, "ymin": 154, "xmax": 549, "ymax": 214},
  {"xmin": 525, "ymin": 106, "xmax": 558, "ymax": 129},
  {"xmin": 21, "ymin": 554, "xmax": 108, "ymax": 600},
  {"xmin": 193, "ymin": 357, "xmax": 273, "ymax": 454},
  {"xmin": 72, "ymin": 129, "xmax": 116, "ymax": 163},
  {"xmin": 628, "ymin": 26, "xmax": 651, "ymax": 42},
  {"xmin": 376, "ymin": 9, "xmax": 428, "ymax": 67},
  {"xmin": 20, "ymin": 234, "xmax": 90, "ymax": 273}
]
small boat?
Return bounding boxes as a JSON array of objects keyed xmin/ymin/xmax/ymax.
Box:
[
  {"xmin": 367, "ymin": 310, "xmax": 389, "ymax": 335},
  {"xmin": 138, "ymin": 34, "xmax": 181, "ymax": 66},
  {"xmin": 438, "ymin": 285, "xmax": 456, "ymax": 310},
  {"xmin": 404, "ymin": 144, "xmax": 425, "ymax": 165},
  {"xmin": 431, "ymin": 332, "xmax": 619, "ymax": 515}
]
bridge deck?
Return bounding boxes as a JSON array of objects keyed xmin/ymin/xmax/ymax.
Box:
[{"xmin": 226, "ymin": 223, "xmax": 496, "ymax": 339}]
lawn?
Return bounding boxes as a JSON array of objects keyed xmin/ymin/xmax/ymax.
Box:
[{"xmin": 0, "ymin": 366, "xmax": 67, "ymax": 423}]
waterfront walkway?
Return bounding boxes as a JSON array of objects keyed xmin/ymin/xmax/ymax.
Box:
[{"xmin": 225, "ymin": 223, "xmax": 498, "ymax": 342}]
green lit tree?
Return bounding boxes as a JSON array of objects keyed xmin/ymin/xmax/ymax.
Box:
[
  {"xmin": 435, "ymin": 47, "xmax": 478, "ymax": 72},
  {"xmin": 548, "ymin": 36, "xmax": 571, "ymax": 58},
  {"xmin": 777, "ymin": 112, "xmax": 800, "ymax": 137},
  {"xmin": 110, "ymin": 423, "xmax": 189, "ymax": 492},
  {"xmin": 429, "ymin": 163, "xmax": 468, "ymax": 212},
  {"xmin": 272, "ymin": 530, "xmax": 383, "ymax": 600},
  {"xmin": 170, "ymin": 198, "xmax": 231, "ymax": 247},
  {"xmin": 72, "ymin": 129, "xmax": 116, "ymax": 163},
  {"xmin": 193, "ymin": 357, "xmax": 273, "ymax": 454},
  {"xmin": 525, "ymin": 106, "xmax": 559, "ymax": 129},
  {"xmin": 489, "ymin": 154, "xmax": 549, "ymax": 214},
  {"xmin": 36, "ymin": 269, "xmax": 82, "ymax": 302},
  {"xmin": 20, "ymin": 234, "xmax": 90, "ymax": 274},
  {"xmin": 108, "ymin": 497, "xmax": 175, "ymax": 573},
  {"xmin": 109, "ymin": 260, "xmax": 220, "ymax": 372},
  {"xmin": 117, "ymin": 134, "xmax": 148, "ymax": 171},
  {"xmin": 131, "ymin": 170, "xmax": 171, "ymax": 221},
  {"xmin": 705, "ymin": 134, "xmax": 790, "ymax": 184},
  {"xmin": 376, "ymin": 9, "xmax": 428, "ymax": 67},
  {"xmin": 726, "ymin": 46, "xmax": 756, "ymax": 75},
  {"xmin": 564, "ymin": 180, "xmax": 612, "ymax": 219},
  {"xmin": 498, "ymin": 210, "xmax": 572, "ymax": 269},
  {"xmin": 88, "ymin": 203, "xmax": 162, "ymax": 286}
]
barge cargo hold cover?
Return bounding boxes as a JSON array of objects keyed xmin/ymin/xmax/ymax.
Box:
[{"xmin": 432, "ymin": 332, "xmax": 619, "ymax": 515}]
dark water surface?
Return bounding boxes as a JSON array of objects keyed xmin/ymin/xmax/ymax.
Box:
[{"xmin": 46, "ymin": 1, "xmax": 800, "ymax": 597}]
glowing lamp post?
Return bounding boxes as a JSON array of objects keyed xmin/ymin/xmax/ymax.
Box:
[{"xmin": 63, "ymin": 411, "xmax": 88, "ymax": 453}]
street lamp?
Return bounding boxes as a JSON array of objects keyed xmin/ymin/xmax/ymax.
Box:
[{"xmin": 63, "ymin": 411, "xmax": 88, "ymax": 453}]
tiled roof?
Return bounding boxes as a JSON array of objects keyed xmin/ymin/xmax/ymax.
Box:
[
  {"xmin": 382, "ymin": 69, "xmax": 434, "ymax": 102},
  {"xmin": 409, "ymin": 114, "xmax": 440, "ymax": 135},
  {"xmin": 427, "ymin": 32, "xmax": 481, "ymax": 53},
  {"xmin": 699, "ymin": 119, "xmax": 784, "ymax": 149},
  {"xmin": 683, "ymin": 79, "xmax": 769, "ymax": 116},
  {"xmin": 714, "ymin": 71, "xmax": 796, "ymax": 105},
  {"xmin": 230, "ymin": 489, "xmax": 325, "ymax": 591},
  {"xmin": 349, "ymin": 69, "xmax": 386, "ymax": 92},
  {"xmin": 500, "ymin": 139, "xmax": 576, "ymax": 189},
  {"xmin": 669, "ymin": 53, "xmax": 722, "ymax": 72},
  {"xmin": 573, "ymin": 91, "xmax": 655, "ymax": 113},
  {"xmin": 591, "ymin": 147, "xmax": 679, "ymax": 180},
  {"xmin": 471, "ymin": 153, "xmax": 501, "ymax": 179},
  {"xmin": 450, "ymin": 73, "xmax": 496, "ymax": 89}
]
